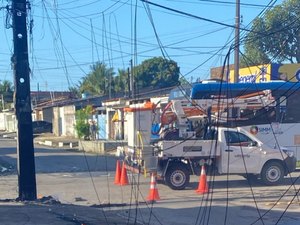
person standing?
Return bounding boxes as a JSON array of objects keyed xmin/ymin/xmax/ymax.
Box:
[{"xmin": 90, "ymin": 120, "xmax": 97, "ymax": 141}]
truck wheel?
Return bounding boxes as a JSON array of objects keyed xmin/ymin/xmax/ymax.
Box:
[
  {"xmin": 165, "ymin": 164, "xmax": 190, "ymax": 190},
  {"xmin": 261, "ymin": 161, "xmax": 284, "ymax": 185}
]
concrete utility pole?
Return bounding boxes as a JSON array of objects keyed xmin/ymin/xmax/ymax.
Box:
[
  {"xmin": 12, "ymin": 0, "xmax": 37, "ymax": 200},
  {"xmin": 234, "ymin": 0, "xmax": 240, "ymax": 83}
]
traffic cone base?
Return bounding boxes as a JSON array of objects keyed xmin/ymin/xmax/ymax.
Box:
[
  {"xmin": 196, "ymin": 165, "xmax": 209, "ymax": 194},
  {"xmin": 147, "ymin": 173, "xmax": 160, "ymax": 202},
  {"xmin": 119, "ymin": 161, "xmax": 129, "ymax": 186},
  {"xmin": 114, "ymin": 160, "xmax": 121, "ymax": 185}
]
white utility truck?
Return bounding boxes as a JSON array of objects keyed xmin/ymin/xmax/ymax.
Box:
[{"xmin": 122, "ymin": 100, "xmax": 297, "ymax": 190}]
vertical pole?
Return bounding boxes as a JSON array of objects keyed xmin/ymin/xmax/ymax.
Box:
[
  {"xmin": 12, "ymin": 0, "xmax": 37, "ymax": 201},
  {"xmin": 130, "ymin": 59, "xmax": 135, "ymax": 98},
  {"xmin": 1, "ymin": 94, "xmax": 5, "ymax": 110},
  {"xmin": 109, "ymin": 70, "xmax": 111, "ymax": 99},
  {"xmin": 234, "ymin": 0, "xmax": 240, "ymax": 83},
  {"xmin": 127, "ymin": 67, "xmax": 131, "ymax": 98}
]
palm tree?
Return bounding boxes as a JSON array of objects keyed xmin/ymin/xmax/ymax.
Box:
[
  {"xmin": 0, "ymin": 80, "xmax": 13, "ymax": 93},
  {"xmin": 113, "ymin": 69, "xmax": 128, "ymax": 94},
  {"xmin": 79, "ymin": 62, "xmax": 115, "ymax": 96}
]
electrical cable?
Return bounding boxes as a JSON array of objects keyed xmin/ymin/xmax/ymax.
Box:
[
  {"xmin": 163, "ymin": 45, "xmax": 299, "ymax": 225},
  {"xmin": 140, "ymin": 0, "xmax": 253, "ymax": 32},
  {"xmin": 219, "ymin": 48, "xmax": 300, "ymax": 213},
  {"xmin": 40, "ymin": 1, "xmax": 73, "ymax": 88},
  {"xmin": 165, "ymin": 0, "xmax": 276, "ymax": 9},
  {"xmin": 5, "ymin": 1, "xmax": 300, "ymax": 224}
]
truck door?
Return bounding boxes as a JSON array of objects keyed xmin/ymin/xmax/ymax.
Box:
[{"xmin": 221, "ymin": 130, "xmax": 262, "ymax": 174}]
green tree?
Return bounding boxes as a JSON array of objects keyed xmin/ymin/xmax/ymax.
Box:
[
  {"xmin": 78, "ymin": 58, "xmax": 181, "ymax": 96},
  {"xmin": 74, "ymin": 105, "xmax": 93, "ymax": 139},
  {"xmin": 242, "ymin": 0, "xmax": 300, "ymax": 65},
  {"xmin": 134, "ymin": 57, "xmax": 180, "ymax": 89},
  {"xmin": 179, "ymin": 76, "xmax": 189, "ymax": 85},
  {"xmin": 79, "ymin": 62, "xmax": 115, "ymax": 96},
  {"xmin": 0, "ymin": 80, "xmax": 14, "ymax": 110},
  {"xmin": 68, "ymin": 85, "xmax": 81, "ymax": 98},
  {"xmin": 113, "ymin": 69, "xmax": 128, "ymax": 94},
  {"xmin": 0, "ymin": 80, "xmax": 13, "ymax": 93},
  {"xmin": 240, "ymin": 16, "xmax": 270, "ymax": 67}
]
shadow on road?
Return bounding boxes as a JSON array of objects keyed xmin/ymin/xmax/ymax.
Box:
[
  {"xmin": 0, "ymin": 146, "xmax": 119, "ymax": 175},
  {"xmin": 188, "ymin": 174, "xmax": 300, "ymax": 190}
]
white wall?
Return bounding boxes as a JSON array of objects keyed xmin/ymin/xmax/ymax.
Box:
[
  {"xmin": 63, "ymin": 105, "xmax": 76, "ymax": 136},
  {"xmin": 0, "ymin": 112, "xmax": 16, "ymax": 132},
  {"xmin": 0, "ymin": 113, "xmax": 5, "ymax": 130}
]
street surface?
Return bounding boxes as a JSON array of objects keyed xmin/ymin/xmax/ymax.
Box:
[{"xmin": 0, "ymin": 137, "xmax": 299, "ymax": 225}]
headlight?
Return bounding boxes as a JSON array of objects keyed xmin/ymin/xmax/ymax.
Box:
[{"xmin": 283, "ymin": 150, "xmax": 294, "ymax": 157}]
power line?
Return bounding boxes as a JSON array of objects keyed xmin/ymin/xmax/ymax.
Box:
[
  {"xmin": 167, "ymin": 0, "xmax": 276, "ymax": 8},
  {"xmin": 140, "ymin": 0, "xmax": 252, "ymax": 32}
]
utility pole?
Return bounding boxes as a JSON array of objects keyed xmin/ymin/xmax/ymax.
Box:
[
  {"xmin": 234, "ymin": 0, "xmax": 240, "ymax": 83},
  {"xmin": 130, "ymin": 59, "xmax": 135, "ymax": 98},
  {"xmin": 127, "ymin": 67, "xmax": 131, "ymax": 98},
  {"xmin": 12, "ymin": 0, "xmax": 37, "ymax": 200}
]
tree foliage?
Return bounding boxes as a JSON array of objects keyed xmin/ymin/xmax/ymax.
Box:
[
  {"xmin": 79, "ymin": 62, "xmax": 115, "ymax": 96},
  {"xmin": 68, "ymin": 85, "xmax": 81, "ymax": 98},
  {"xmin": 113, "ymin": 69, "xmax": 128, "ymax": 93},
  {"xmin": 0, "ymin": 80, "xmax": 13, "ymax": 93},
  {"xmin": 134, "ymin": 57, "xmax": 180, "ymax": 89},
  {"xmin": 242, "ymin": 0, "xmax": 300, "ymax": 66},
  {"xmin": 78, "ymin": 57, "xmax": 180, "ymax": 97},
  {"xmin": 74, "ymin": 105, "xmax": 93, "ymax": 139},
  {"xmin": 0, "ymin": 80, "xmax": 14, "ymax": 110}
]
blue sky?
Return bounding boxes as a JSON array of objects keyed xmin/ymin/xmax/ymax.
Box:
[{"xmin": 0, "ymin": 0, "xmax": 283, "ymax": 91}]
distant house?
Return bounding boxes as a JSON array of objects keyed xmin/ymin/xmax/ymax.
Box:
[
  {"xmin": 31, "ymin": 91, "xmax": 76, "ymax": 121},
  {"xmin": 0, "ymin": 110, "xmax": 16, "ymax": 132},
  {"xmin": 0, "ymin": 91, "xmax": 75, "ymax": 132},
  {"xmin": 32, "ymin": 91, "xmax": 74, "ymax": 121},
  {"xmin": 33, "ymin": 95, "xmax": 107, "ymax": 137},
  {"xmin": 3, "ymin": 86, "xmax": 178, "ymax": 139},
  {"xmin": 31, "ymin": 91, "xmax": 75, "ymax": 104}
]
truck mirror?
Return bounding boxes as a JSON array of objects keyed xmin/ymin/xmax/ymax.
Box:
[{"xmin": 249, "ymin": 141, "xmax": 258, "ymax": 147}]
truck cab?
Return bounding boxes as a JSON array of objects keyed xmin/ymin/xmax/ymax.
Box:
[
  {"xmin": 216, "ymin": 127, "xmax": 296, "ymax": 184},
  {"xmin": 155, "ymin": 126, "xmax": 296, "ymax": 189}
]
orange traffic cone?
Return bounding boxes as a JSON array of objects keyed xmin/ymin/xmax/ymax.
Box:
[
  {"xmin": 195, "ymin": 165, "xmax": 209, "ymax": 194},
  {"xmin": 119, "ymin": 161, "xmax": 129, "ymax": 186},
  {"xmin": 114, "ymin": 160, "xmax": 121, "ymax": 185},
  {"xmin": 147, "ymin": 173, "xmax": 160, "ymax": 202}
]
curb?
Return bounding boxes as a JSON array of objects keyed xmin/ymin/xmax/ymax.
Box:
[{"xmin": 34, "ymin": 139, "xmax": 79, "ymax": 149}]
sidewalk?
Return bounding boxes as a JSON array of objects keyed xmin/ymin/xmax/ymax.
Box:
[
  {"xmin": 0, "ymin": 131, "xmax": 124, "ymax": 156},
  {"xmin": 33, "ymin": 133, "xmax": 79, "ymax": 149},
  {"xmin": 0, "ymin": 198, "xmax": 132, "ymax": 225},
  {"xmin": 0, "ymin": 131, "xmax": 79, "ymax": 149}
]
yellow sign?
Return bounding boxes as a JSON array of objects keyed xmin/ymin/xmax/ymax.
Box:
[
  {"xmin": 111, "ymin": 111, "xmax": 119, "ymax": 122},
  {"xmin": 229, "ymin": 64, "xmax": 271, "ymax": 83}
]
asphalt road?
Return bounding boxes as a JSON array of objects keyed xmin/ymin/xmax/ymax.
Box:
[{"xmin": 0, "ymin": 138, "xmax": 299, "ymax": 225}]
